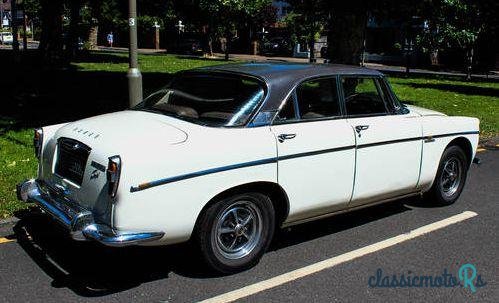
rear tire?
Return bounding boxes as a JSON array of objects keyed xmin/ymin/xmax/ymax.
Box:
[
  {"xmin": 195, "ymin": 192, "xmax": 275, "ymax": 274},
  {"xmin": 427, "ymin": 145, "xmax": 468, "ymax": 205}
]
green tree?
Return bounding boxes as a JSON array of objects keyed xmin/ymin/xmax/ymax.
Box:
[
  {"xmin": 323, "ymin": 0, "xmax": 418, "ymax": 65},
  {"xmin": 285, "ymin": 0, "xmax": 328, "ymax": 62},
  {"xmin": 417, "ymin": 0, "xmax": 487, "ymax": 79},
  {"xmin": 200, "ymin": 0, "xmax": 272, "ymax": 59}
]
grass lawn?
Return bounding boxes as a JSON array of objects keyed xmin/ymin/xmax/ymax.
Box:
[
  {"xmin": 389, "ymin": 77, "xmax": 498, "ymax": 137},
  {"xmin": 0, "ymin": 51, "xmax": 498, "ymax": 218},
  {"xmin": 0, "ymin": 123, "xmax": 34, "ymax": 218},
  {"xmin": 73, "ymin": 52, "xmax": 227, "ymax": 73}
]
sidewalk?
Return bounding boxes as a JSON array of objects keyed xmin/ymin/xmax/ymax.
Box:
[
  {"xmin": 365, "ymin": 62, "xmax": 499, "ymax": 80},
  {"xmin": 219, "ymin": 53, "xmax": 499, "ymax": 80},
  {"xmin": 94, "ymin": 47, "xmax": 499, "ymax": 81}
]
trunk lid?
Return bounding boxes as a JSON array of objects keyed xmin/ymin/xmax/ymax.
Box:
[{"xmin": 38, "ymin": 111, "xmax": 189, "ymax": 223}]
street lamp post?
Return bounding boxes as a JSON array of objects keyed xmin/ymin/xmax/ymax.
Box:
[
  {"xmin": 0, "ymin": 2, "xmax": 3, "ymax": 46},
  {"xmin": 153, "ymin": 21, "xmax": 160, "ymax": 50},
  {"xmin": 128, "ymin": 0, "xmax": 143, "ymax": 107}
]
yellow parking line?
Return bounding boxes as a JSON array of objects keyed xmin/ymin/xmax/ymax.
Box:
[
  {"xmin": 0, "ymin": 237, "xmax": 14, "ymax": 244},
  {"xmin": 477, "ymin": 148, "xmax": 486, "ymax": 153}
]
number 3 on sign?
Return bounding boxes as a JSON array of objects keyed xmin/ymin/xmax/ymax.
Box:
[{"xmin": 129, "ymin": 18, "xmax": 135, "ymax": 26}]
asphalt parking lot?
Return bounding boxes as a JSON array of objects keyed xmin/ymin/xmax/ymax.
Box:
[{"xmin": 0, "ymin": 149, "xmax": 497, "ymax": 303}]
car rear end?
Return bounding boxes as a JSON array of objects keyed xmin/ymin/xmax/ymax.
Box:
[{"xmin": 17, "ymin": 123, "xmax": 165, "ymax": 246}]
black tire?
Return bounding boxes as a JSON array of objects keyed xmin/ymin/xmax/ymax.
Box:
[
  {"xmin": 427, "ymin": 145, "xmax": 469, "ymax": 205},
  {"xmin": 195, "ymin": 192, "xmax": 275, "ymax": 274}
]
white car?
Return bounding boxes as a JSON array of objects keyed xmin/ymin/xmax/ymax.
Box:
[
  {"xmin": 17, "ymin": 63, "xmax": 480, "ymax": 273},
  {"xmin": 0, "ymin": 32, "xmax": 13, "ymax": 44}
]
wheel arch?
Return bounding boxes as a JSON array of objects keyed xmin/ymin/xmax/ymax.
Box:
[
  {"xmin": 193, "ymin": 181, "xmax": 290, "ymax": 236},
  {"xmin": 446, "ymin": 137, "xmax": 473, "ymax": 166}
]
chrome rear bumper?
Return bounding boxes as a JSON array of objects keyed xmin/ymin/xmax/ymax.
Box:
[{"xmin": 16, "ymin": 179, "xmax": 164, "ymax": 247}]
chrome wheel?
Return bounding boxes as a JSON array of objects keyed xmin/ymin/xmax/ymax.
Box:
[
  {"xmin": 440, "ymin": 156, "xmax": 462, "ymax": 197},
  {"xmin": 214, "ymin": 201, "xmax": 263, "ymax": 260}
]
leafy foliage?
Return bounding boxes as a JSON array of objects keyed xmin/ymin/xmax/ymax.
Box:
[
  {"xmin": 199, "ymin": 0, "xmax": 272, "ymax": 35},
  {"xmin": 417, "ymin": 0, "xmax": 485, "ymax": 53},
  {"xmin": 283, "ymin": 0, "xmax": 327, "ymax": 45}
]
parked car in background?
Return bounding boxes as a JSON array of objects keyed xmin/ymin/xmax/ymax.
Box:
[
  {"xmin": 176, "ymin": 38, "xmax": 203, "ymax": 54},
  {"xmin": 0, "ymin": 32, "xmax": 13, "ymax": 44},
  {"xmin": 320, "ymin": 46, "xmax": 328, "ymax": 59},
  {"xmin": 261, "ymin": 37, "xmax": 293, "ymax": 56},
  {"xmin": 17, "ymin": 63, "xmax": 479, "ymax": 274}
]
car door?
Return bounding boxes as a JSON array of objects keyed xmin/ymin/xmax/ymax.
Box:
[
  {"xmin": 341, "ymin": 76, "xmax": 422, "ymax": 206},
  {"xmin": 271, "ymin": 77, "xmax": 356, "ymax": 223}
]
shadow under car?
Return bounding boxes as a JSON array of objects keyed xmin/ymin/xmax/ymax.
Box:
[{"xmin": 13, "ymin": 195, "xmax": 425, "ymax": 297}]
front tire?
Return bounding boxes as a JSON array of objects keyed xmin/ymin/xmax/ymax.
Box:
[
  {"xmin": 427, "ymin": 145, "xmax": 469, "ymax": 205},
  {"xmin": 196, "ymin": 192, "xmax": 275, "ymax": 274}
]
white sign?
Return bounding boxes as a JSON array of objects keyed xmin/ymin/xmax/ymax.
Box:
[{"xmin": 129, "ymin": 18, "xmax": 135, "ymax": 27}]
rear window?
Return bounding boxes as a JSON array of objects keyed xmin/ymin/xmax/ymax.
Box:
[{"xmin": 135, "ymin": 73, "xmax": 266, "ymax": 127}]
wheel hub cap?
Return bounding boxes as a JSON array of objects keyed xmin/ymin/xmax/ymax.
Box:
[
  {"xmin": 440, "ymin": 157, "xmax": 462, "ymax": 197},
  {"xmin": 214, "ymin": 201, "xmax": 263, "ymax": 260}
]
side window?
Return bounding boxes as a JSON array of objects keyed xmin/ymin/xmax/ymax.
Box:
[
  {"xmin": 275, "ymin": 96, "xmax": 298, "ymax": 123},
  {"xmin": 380, "ymin": 78, "xmax": 404, "ymax": 113},
  {"xmin": 295, "ymin": 78, "xmax": 341, "ymax": 120},
  {"xmin": 342, "ymin": 77, "xmax": 388, "ymax": 116}
]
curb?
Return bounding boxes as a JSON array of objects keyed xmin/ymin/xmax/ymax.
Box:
[
  {"xmin": 479, "ymin": 136, "xmax": 499, "ymax": 149},
  {"xmin": 0, "ymin": 216, "xmax": 19, "ymax": 228},
  {"xmin": 0, "ymin": 217, "xmax": 19, "ymax": 238}
]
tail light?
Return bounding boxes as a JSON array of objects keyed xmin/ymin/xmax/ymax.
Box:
[
  {"xmin": 107, "ymin": 156, "xmax": 122, "ymax": 198},
  {"xmin": 34, "ymin": 128, "xmax": 43, "ymax": 159}
]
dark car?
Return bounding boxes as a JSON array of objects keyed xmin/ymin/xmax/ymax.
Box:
[
  {"xmin": 176, "ymin": 38, "xmax": 203, "ymax": 54},
  {"xmin": 261, "ymin": 37, "xmax": 292, "ymax": 56}
]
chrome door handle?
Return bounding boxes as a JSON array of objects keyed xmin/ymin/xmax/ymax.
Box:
[
  {"xmin": 355, "ymin": 125, "xmax": 369, "ymax": 137},
  {"xmin": 278, "ymin": 133, "xmax": 296, "ymax": 143}
]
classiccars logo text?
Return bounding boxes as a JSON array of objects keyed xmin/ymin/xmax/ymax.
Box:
[{"xmin": 368, "ymin": 264, "xmax": 487, "ymax": 293}]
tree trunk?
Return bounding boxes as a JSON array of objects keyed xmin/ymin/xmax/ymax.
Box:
[
  {"xmin": 224, "ymin": 30, "xmax": 230, "ymax": 61},
  {"xmin": 308, "ymin": 38, "xmax": 316, "ymax": 63},
  {"xmin": 65, "ymin": 0, "xmax": 80, "ymax": 62},
  {"xmin": 11, "ymin": 0, "xmax": 19, "ymax": 55},
  {"xmin": 88, "ymin": 0, "xmax": 101, "ymax": 50},
  {"xmin": 327, "ymin": 11, "xmax": 367, "ymax": 65},
  {"xmin": 430, "ymin": 49, "xmax": 439, "ymax": 66},
  {"xmin": 466, "ymin": 48, "xmax": 473, "ymax": 81},
  {"xmin": 88, "ymin": 23, "xmax": 98, "ymax": 49},
  {"xmin": 224, "ymin": 42, "xmax": 230, "ymax": 60},
  {"xmin": 39, "ymin": 0, "xmax": 64, "ymax": 66}
]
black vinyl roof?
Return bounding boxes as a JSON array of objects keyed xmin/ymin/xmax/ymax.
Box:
[
  {"xmin": 197, "ymin": 62, "xmax": 382, "ymax": 79},
  {"xmin": 191, "ymin": 62, "xmax": 385, "ymax": 112}
]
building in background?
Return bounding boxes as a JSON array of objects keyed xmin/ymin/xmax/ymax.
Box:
[{"xmin": 272, "ymin": 1, "xmax": 291, "ymax": 21}]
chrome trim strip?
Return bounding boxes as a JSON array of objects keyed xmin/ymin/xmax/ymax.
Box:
[
  {"xmin": 131, "ymin": 146, "xmax": 357, "ymax": 192},
  {"xmin": 130, "ymin": 157, "xmax": 278, "ymax": 192},
  {"xmin": 357, "ymin": 136, "xmax": 423, "ymax": 149},
  {"xmin": 279, "ymin": 145, "xmax": 355, "ymax": 161},
  {"xmin": 357, "ymin": 131, "xmax": 479, "ymax": 149},
  {"xmin": 431, "ymin": 131, "xmax": 479, "ymax": 138},
  {"xmin": 130, "ymin": 130, "xmax": 478, "ymax": 192}
]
